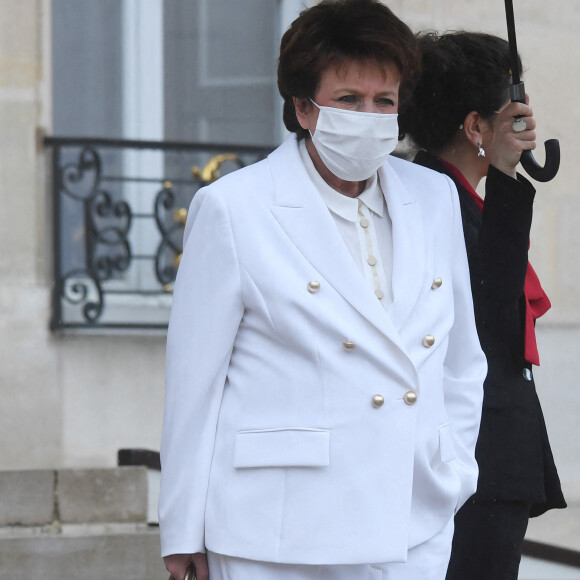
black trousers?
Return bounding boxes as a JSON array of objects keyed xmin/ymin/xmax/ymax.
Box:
[{"xmin": 445, "ymin": 499, "xmax": 531, "ymax": 580}]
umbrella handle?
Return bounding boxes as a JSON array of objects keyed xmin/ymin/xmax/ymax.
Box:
[
  {"xmin": 520, "ymin": 142, "xmax": 560, "ymax": 183},
  {"xmin": 510, "ymin": 82, "xmax": 561, "ymax": 182}
]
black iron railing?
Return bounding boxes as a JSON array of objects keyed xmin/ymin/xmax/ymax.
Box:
[{"xmin": 45, "ymin": 136, "xmax": 273, "ymax": 330}]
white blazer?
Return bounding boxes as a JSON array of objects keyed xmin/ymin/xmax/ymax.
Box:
[{"xmin": 159, "ymin": 135, "xmax": 486, "ymax": 565}]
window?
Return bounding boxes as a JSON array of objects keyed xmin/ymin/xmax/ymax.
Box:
[{"xmin": 50, "ymin": 0, "xmax": 298, "ymax": 329}]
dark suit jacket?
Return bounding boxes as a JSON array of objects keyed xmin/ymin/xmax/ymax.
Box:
[{"xmin": 414, "ymin": 151, "xmax": 566, "ymax": 516}]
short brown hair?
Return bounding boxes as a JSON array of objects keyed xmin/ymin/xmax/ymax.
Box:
[{"xmin": 277, "ymin": 0, "xmax": 421, "ymax": 139}]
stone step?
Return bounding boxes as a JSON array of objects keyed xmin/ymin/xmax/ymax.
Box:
[
  {"xmin": 0, "ymin": 525, "xmax": 166, "ymax": 580},
  {"xmin": 0, "ymin": 465, "xmax": 165, "ymax": 579},
  {"xmin": 0, "ymin": 465, "xmax": 157, "ymax": 527}
]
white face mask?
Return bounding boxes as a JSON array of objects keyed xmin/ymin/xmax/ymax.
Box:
[{"xmin": 309, "ymin": 101, "xmax": 399, "ymax": 181}]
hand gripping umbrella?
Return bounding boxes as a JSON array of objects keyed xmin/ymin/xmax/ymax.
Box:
[{"xmin": 505, "ymin": 0, "xmax": 560, "ymax": 182}]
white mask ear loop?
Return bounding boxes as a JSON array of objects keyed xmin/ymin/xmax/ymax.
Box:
[{"xmin": 308, "ymin": 100, "xmax": 320, "ymax": 138}]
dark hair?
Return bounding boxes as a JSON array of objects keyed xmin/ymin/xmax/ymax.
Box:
[
  {"xmin": 399, "ymin": 32, "xmax": 522, "ymax": 152},
  {"xmin": 277, "ymin": 0, "xmax": 421, "ymax": 140}
]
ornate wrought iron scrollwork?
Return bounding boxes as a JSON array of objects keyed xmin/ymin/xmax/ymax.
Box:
[
  {"xmin": 87, "ymin": 189, "xmax": 132, "ymax": 281},
  {"xmin": 154, "ymin": 155, "xmax": 248, "ymax": 287},
  {"xmin": 60, "ymin": 269, "xmax": 104, "ymax": 323},
  {"xmin": 60, "ymin": 147, "xmax": 101, "ymax": 201},
  {"xmin": 192, "ymin": 153, "xmax": 243, "ymax": 184},
  {"xmin": 154, "ymin": 182, "xmax": 185, "ymax": 287},
  {"xmin": 56, "ymin": 146, "xmax": 134, "ymax": 323},
  {"xmin": 46, "ymin": 136, "xmax": 273, "ymax": 329}
]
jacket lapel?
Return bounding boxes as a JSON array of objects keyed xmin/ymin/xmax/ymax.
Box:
[
  {"xmin": 268, "ymin": 137, "xmax": 398, "ymax": 340},
  {"xmin": 378, "ymin": 160, "xmax": 427, "ymax": 332}
]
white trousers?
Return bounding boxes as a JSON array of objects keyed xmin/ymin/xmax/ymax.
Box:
[{"xmin": 207, "ymin": 517, "xmax": 454, "ymax": 580}]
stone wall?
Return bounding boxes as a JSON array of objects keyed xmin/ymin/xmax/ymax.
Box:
[{"xmin": 0, "ymin": 0, "xmax": 64, "ymax": 467}]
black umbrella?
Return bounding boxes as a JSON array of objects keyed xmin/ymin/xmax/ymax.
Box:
[{"xmin": 505, "ymin": 0, "xmax": 560, "ymax": 182}]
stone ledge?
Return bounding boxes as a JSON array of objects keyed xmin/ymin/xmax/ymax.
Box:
[
  {"xmin": 58, "ymin": 466, "xmax": 148, "ymax": 523},
  {"xmin": 0, "ymin": 528, "xmax": 166, "ymax": 580},
  {"xmin": 0, "ymin": 467, "xmax": 149, "ymax": 526},
  {"xmin": 0, "ymin": 469, "xmax": 54, "ymax": 526},
  {"xmin": 0, "ymin": 522, "xmax": 154, "ymax": 540}
]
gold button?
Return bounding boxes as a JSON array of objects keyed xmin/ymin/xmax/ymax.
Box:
[
  {"xmin": 342, "ymin": 340, "xmax": 356, "ymax": 350},
  {"xmin": 307, "ymin": 281, "xmax": 321, "ymax": 293},
  {"xmin": 359, "ymin": 218, "xmax": 369, "ymax": 228},
  {"xmin": 431, "ymin": 277, "xmax": 443, "ymax": 290},
  {"xmin": 367, "ymin": 256, "xmax": 377, "ymax": 267},
  {"xmin": 422, "ymin": 334, "xmax": 435, "ymax": 348},
  {"xmin": 372, "ymin": 394, "xmax": 385, "ymax": 408},
  {"xmin": 403, "ymin": 391, "xmax": 418, "ymax": 405}
]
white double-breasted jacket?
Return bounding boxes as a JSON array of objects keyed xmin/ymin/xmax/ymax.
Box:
[{"xmin": 159, "ymin": 136, "xmax": 486, "ymax": 565}]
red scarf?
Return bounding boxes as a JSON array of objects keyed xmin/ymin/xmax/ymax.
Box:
[{"xmin": 439, "ymin": 159, "xmax": 550, "ymax": 366}]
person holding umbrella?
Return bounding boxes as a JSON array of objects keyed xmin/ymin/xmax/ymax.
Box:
[{"xmin": 400, "ymin": 31, "xmax": 567, "ymax": 580}]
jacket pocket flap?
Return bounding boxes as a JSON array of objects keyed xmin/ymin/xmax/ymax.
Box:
[{"xmin": 234, "ymin": 428, "xmax": 330, "ymax": 468}]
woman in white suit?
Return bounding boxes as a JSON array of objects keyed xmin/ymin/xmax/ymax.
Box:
[{"xmin": 160, "ymin": 1, "xmax": 487, "ymax": 579}]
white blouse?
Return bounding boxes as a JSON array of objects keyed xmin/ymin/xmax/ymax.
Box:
[{"xmin": 299, "ymin": 139, "xmax": 393, "ymax": 308}]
